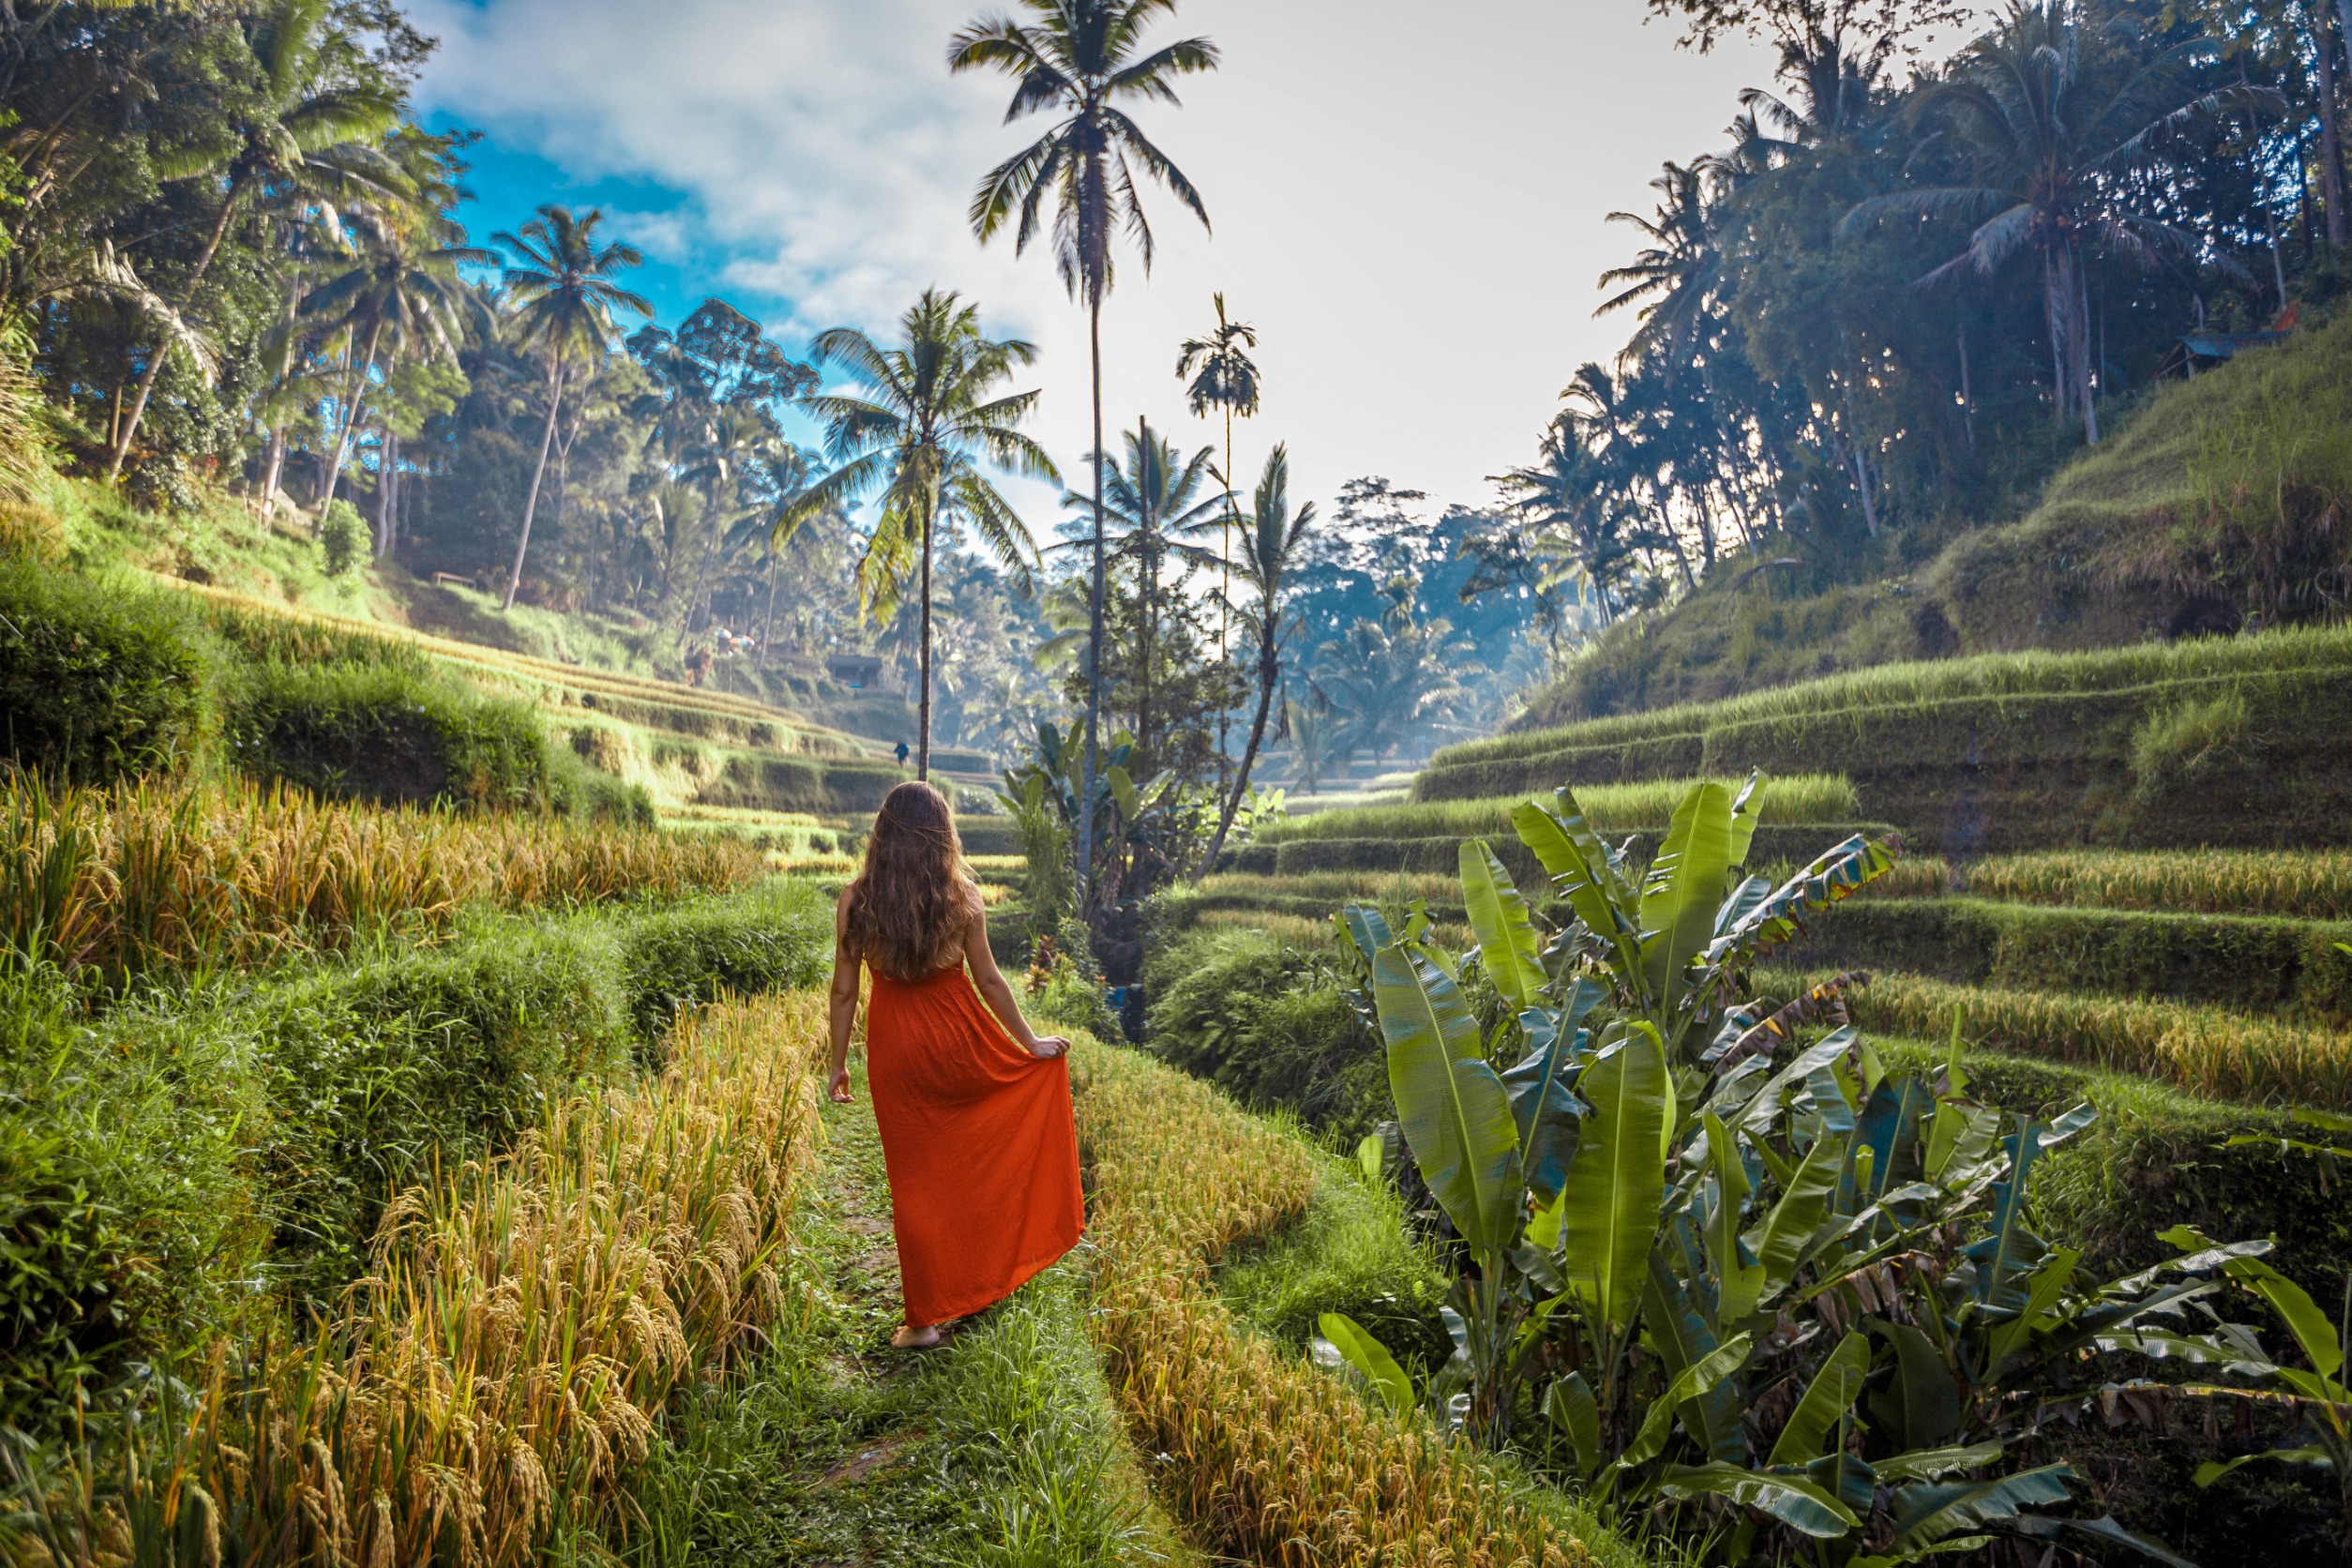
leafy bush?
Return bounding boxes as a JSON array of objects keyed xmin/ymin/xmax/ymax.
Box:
[
  {"xmin": 617, "ymin": 877, "xmax": 833, "ymax": 1048},
  {"xmin": 0, "ymin": 970, "xmax": 261, "ymax": 1435},
  {"xmin": 319, "ymin": 500, "xmax": 366, "ymax": 578},
  {"xmin": 1145, "ymin": 927, "xmax": 1387, "ymax": 1140},
  {"xmin": 0, "ymin": 562, "xmax": 217, "ymax": 781},
  {"xmin": 228, "ymin": 658, "xmax": 552, "ymax": 809}
]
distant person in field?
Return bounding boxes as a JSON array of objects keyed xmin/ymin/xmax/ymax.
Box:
[
  {"xmin": 825, "ymin": 780, "xmax": 1081, "ymax": 1349},
  {"xmin": 895, "ymin": 739, "xmax": 911, "ymax": 766}
]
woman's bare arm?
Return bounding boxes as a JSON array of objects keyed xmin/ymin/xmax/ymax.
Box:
[
  {"xmin": 826, "ymin": 894, "xmax": 861, "ymax": 1102},
  {"xmin": 963, "ymin": 892, "xmax": 1068, "ymax": 1059}
]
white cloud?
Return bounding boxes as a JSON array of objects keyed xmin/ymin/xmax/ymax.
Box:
[{"xmin": 414, "ymin": 0, "xmax": 1779, "ymax": 518}]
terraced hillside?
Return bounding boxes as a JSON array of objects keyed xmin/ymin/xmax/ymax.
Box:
[{"xmin": 1146, "ymin": 626, "xmax": 2352, "ymax": 1563}]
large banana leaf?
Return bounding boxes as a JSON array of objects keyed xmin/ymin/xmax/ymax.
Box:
[
  {"xmin": 1658, "ymin": 1463, "xmax": 1857, "ymax": 1538},
  {"xmin": 1704, "ymin": 834, "xmax": 1898, "ymax": 966},
  {"xmin": 1767, "ymin": 1331, "xmax": 1873, "ymax": 1466},
  {"xmin": 1851, "ymin": 1075, "xmax": 1933, "ymax": 1203},
  {"xmin": 1502, "ymin": 980, "xmax": 1605, "ymax": 1204},
  {"xmin": 1966, "ymin": 1122, "xmax": 2052, "ymax": 1312},
  {"xmin": 1644, "ymin": 1250, "xmax": 1745, "ymax": 1463},
  {"xmin": 1867, "ymin": 1319, "xmax": 1964, "ymax": 1450},
  {"xmin": 1618, "ymin": 1332, "xmax": 1752, "ymax": 1471},
  {"xmin": 1558, "ymin": 1024, "xmax": 1671, "ymax": 1331},
  {"xmin": 1702, "ymin": 1111, "xmax": 1766, "ymax": 1325},
  {"xmin": 1638, "ymin": 780, "xmax": 1740, "ymax": 1021},
  {"xmin": 1545, "ymin": 1371, "xmax": 1603, "ymax": 1477},
  {"xmin": 1513, "ymin": 791, "xmax": 1637, "ymax": 952},
  {"xmin": 1371, "ymin": 941, "xmax": 1523, "ymax": 1257},
  {"xmin": 1743, "ymin": 1134, "xmax": 1844, "ymax": 1302},
  {"xmin": 1460, "ymin": 839, "xmax": 1549, "ymax": 1008},
  {"xmin": 1314, "ymin": 1312, "xmax": 1414, "ymax": 1413},
  {"xmin": 1887, "ymin": 1464, "xmax": 2075, "ymax": 1554},
  {"xmin": 2212, "ymin": 1253, "xmax": 2347, "ymax": 1380},
  {"xmin": 1731, "ymin": 1030, "xmax": 1857, "ymax": 1142}
]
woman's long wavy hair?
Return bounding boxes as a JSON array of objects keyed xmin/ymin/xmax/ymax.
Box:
[{"xmin": 844, "ymin": 781, "xmax": 974, "ymax": 981}]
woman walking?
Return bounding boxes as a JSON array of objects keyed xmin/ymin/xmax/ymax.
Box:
[{"xmin": 825, "ymin": 780, "xmax": 1085, "ymax": 1349}]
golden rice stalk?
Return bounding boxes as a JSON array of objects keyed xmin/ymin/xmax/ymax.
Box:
[
  {"xmin": 1765, "ymin": 966, "xmax": 2352, "ymax": 1108},
  {"xmin": 1964, "ymin": 848, "xmax": 2352, "ymax": 921},
  {"xmin": 1072, "ymin": 1041, "xmax": 1591, "ymax": 1568},
  {"xmin": 0, "ymin": 775, "xmax": 767, "ymax": 976},
  {"xmin": 60, "ymin": 992, "xmax": 824, "ymax": 1568}
]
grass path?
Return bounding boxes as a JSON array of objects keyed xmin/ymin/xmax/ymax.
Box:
[{"xmin": 619, "ymin": 1055, "xmax": 1199, "ymax": 1567}]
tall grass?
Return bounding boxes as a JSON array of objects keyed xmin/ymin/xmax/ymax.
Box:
[
  {"xmin": 1759, "ymin": 965, "xmax": 2352, "ymax": 1108},
  {"xmin": 8, "ymin": 993, "xmax": 824, "ymax": 1567},
  {"xmin": 1964, "ymin": 848, "xmax": 2352, "ymax": 920},
  {"xmin": 1257, "ymin": 773, "xmax": 1860, "ymax": 845},
  {"xmin": 0, "ymin": 775, "xmax": 766, "ymax": 979},
  {"xmin": 1074, "ymin": 1039, "xmax": 1621, "ymax": 1568}
]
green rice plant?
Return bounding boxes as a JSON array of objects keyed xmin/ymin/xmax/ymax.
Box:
[
  {"xmin": 1965, "ymin": 848, "xmax": 2352, "ymax": 919},
  {"xmin": 2128, "ymin": 689, "xmax": 2250, "ymax": 806},
  {"xmin": 1258, "ymin": 773, "xmax": 1859, "ymax": 845},
  {"xmin": 1761, "ymin": 965, "xmax": 2352, "ymax": 1108}
]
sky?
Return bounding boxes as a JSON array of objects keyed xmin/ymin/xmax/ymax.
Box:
[{"xmin": 409, "ymin": 0, "xmax": 1782, "ymax": 527}]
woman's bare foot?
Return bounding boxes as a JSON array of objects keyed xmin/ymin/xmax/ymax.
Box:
[{"xmin": 890, "ymin": 1322, "xmax": 944, "ymax": 1349}]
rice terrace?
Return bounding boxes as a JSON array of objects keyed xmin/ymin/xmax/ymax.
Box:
[{"xmin": 7, "ymin": 0, "xmax": 2352, "ymax": 1563}]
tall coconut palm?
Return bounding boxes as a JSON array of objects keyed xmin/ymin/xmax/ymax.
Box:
[
  {"xmin": 494, "ymin": 205, "xmax": 651, "ymax": 609},
  {"xmin": 106, "ymin": 0, "xmax": 405, "ymax": 484},
  {"xmin": 1174, "ymin": 290, "xmax": 1259, "ymax": 775},
  {"xmin": 1186, "ymin": 444, "xmax": 1314, "ymax": 877},
  {"xmin": 949, "ymin": 0, "xmax": 1218, "ymax": 898},
  {"xmin": 294, "ymin": 219, "xmax": 486, "ymax": 524},
  {"xmin": 1843, "ymin": 1, "xmax": 2269, "ymax": 443},
  {"xmin": 777, "ymin": 289, "xmax": 1058, "ymax": 779}
]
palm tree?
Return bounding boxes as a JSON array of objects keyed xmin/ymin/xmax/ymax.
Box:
[
  {"xmin": 1186, "ymin": 444, "xmax": 1314, "ymax": 876},
  {"xmin": 1174, "ymin": 291, "xmax": 1259, "ymax": 776},
  {"xmin": 674, "ymin": 402, "xmax": 781, "ymax": 651},
  {"xmin": 1063, "ymin": 417, "xmax": 1221, "ymax": 771},
  {"xmin": 494, "ymin": 205, "xmax": 652, "ymax": 608},
  {"xmin": 777, "ymin": 290, "xmax": 1058, "ymax": 778},
  {"xmin": 1596, "ymin": 161, "xmax": 1722, "ymax": 375},
  {"xmin": 1843, "ymin": 1, "xmax": 2267, "ymax": 443},
  {"xmin": 1312, "ymin": 580, "xmax": 1474, "ymax": 765},
  {"xmin": 105, "ymin": 0, "xmax": 404, "ymax": 484},
  {"xmin": 949, "ymin": 0, "xmax": 1218, "ymax": 897},
  {"xmin": 294, "ymin": 219, "xmax": 486, "ymax": 524}
]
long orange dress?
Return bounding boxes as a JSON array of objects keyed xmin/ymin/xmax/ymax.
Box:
[{"xmin": 864, "ymin": 962, "xmax": 1085, "ymax": 1327}]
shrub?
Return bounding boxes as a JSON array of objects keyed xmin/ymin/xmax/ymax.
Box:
[
  {"xmin": 0, "ymin": 562, "xmax": 217, "ymax": 781},
  {"xmin": 319, "ymin": 500, "xmax": 366, "ymax": 578},
  {"xmin": 228, "ymin": 658, "xmax": 552, "ymax": 809},
  {"xmin": 617, "ymin": 877, "xmax": 834, "ymax": 1048},
  {"xmin": 1144, "ymin": 927, "xmax": 1386, "ymax": 1140},
  {"xmin": 0, "ymin": 971, "xmax": 261, "ymax": 1435}
]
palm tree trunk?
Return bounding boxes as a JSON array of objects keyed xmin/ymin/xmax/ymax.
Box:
[
  {"xmin": 917, "ymin": 496, "xmax": 934, "ymax": 781},
  {"xmin": 758, "ymin": 550, "xmax": 779, "ymax": 671},
  {"xmin": 374, "ymin": 427, "xmax": 396, "ymax": 557},
  {"xmin": 1198, "ymin": 625, "xmax": 1278, "ymax": 879},
  {"xmin": 505, "ymin": 349, "xmax": 564, "ymax": 611},
  {"xmin": 315, "ymin": 321, "xmax": 384, "ymax": 522},
  {"xmin": 2318, "ymin": 23, "xmax": 2348, "ymax": 248},
  {"xmin": 108, "ymin": 180, "xmax": 243, "ymax": 485},
  {"xmin": 262, "ymin": 427, "xmax": 287, "ymax": 507},
  {"xmin": 1218, "ymin": 404, "xmax": 1233, "ymax": 792},
  {"xmin": 1077, "ymin": 293, "xmax": 1105, "ymax": 911},
  {"xmin": 1137, "ymin": 416, "xmax": 1153, "ymax": 776}
]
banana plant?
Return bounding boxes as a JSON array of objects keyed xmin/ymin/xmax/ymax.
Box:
[
  {"xmin": 1322, "ymin": 776, "xmax": 2211, "ymax": 1563},
  {"xmin": 2102, "ymin": 1226, "xmax": 2351, "ymax": 1552}
]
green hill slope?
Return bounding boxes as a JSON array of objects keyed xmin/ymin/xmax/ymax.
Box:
[{"xmin": 1521, "ymin": 308, "xmax": 2352, "ymax": 729}]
